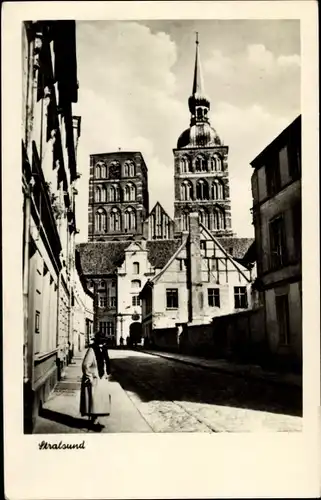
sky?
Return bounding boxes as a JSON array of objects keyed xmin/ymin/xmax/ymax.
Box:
[{"xmin": 73, "ymin": 20, "xmax": 300, "ymax": 242}]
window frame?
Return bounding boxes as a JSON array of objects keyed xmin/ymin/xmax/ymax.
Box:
[
  {"xmin": 208, "ymin": 288, "xmax": 220, "ymax": 307},
  {"xmin": 269, "ymin": 214, "xmax": 287, "ymax": 270},
  {"xmin": 234, "ymin": 286, "xmax": 248, "ymax": 309},
  {"xmin": 166, "ymin": 288, "xmax": 179, "ymax": 309}
]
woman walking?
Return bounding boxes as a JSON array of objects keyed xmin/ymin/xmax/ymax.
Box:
[{"xmin": 80, "ymin": 331, "xmax": 111, "ymax": 431}]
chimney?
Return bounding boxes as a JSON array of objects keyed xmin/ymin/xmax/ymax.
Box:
[{"xmin": 188, "ymin": 212, "xmax": 203, "ymax": 324}]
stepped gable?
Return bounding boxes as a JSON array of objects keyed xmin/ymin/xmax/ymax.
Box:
[{"xmin": 77, "ymin": 239, "xmax": 182, "ymax": 275}]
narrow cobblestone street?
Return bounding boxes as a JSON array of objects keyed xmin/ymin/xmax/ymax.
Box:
[
  {"xmin": 110, "ymin": 350, "xmax": 302, "ymax": 432},
  {"xmin": 35, "ymin": 349, "xmax": 302, "ymax": 433}
]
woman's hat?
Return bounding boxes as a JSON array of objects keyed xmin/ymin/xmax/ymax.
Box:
[{"xmin": 94, "ymin": 332, "xmax": 106, "ymax": 343}]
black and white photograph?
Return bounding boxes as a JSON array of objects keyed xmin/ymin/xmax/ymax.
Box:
[{"xmin": 3, "ymin": 1, "xmax": 319, "ymax": 499}]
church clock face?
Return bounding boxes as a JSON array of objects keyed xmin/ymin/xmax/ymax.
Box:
[{"xmin": 109, "ymin": 161, "xmax": 121, "ymax": 179}]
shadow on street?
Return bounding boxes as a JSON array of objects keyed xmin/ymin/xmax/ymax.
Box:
[
  {"xmin": 109, "ymin": 352, "xmax": 302, "ymax": 417},
  {"xmin": 39, "ymin": 407, "xmax": 91, "ymax": 430}
]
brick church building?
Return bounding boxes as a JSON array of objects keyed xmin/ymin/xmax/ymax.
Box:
[{"xmin": 78, "ymin": 35, "xmax": 254, "ymax": 346}]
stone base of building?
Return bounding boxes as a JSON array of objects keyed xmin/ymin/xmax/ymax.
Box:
[{"xmin": 23, "ymin": 366, "xmax": 58, "ymax": 434}]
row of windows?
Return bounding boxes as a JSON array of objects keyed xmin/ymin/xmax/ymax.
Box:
[
  {"xmin": 180, "ymin": 179, "xmax": 225, "ymax": 201},
  {"xmin": 95, "ymin": 207, "xmax": 137, "ymax": 232},
  {"xmin": 94, "ymin": 183, "xmax": 136, "ymax": 203},
  {"xmin": 179, "ymin": 155, "xmax": 224, "ymax": 173},
  {"xmin": 99, "ymin": 321, "xmax": 115, "ymax": 336},
  {"xmin": 98, "ymin": 296, "xmax": 117, "ymax": 308},
  {"xmin": 181, "ymin": 209, "xmax": 226, "ymax": 231},
  {"xmin": 95, "ymin": 160, "xmax": 136, "ymax": 179},
  {"xmin": 165, "ymin": 287, "xmax": 248, "ymax": 309},
  {"xmin": 90, "ymin": 270, "xmax": 140, "ymax": 291}
]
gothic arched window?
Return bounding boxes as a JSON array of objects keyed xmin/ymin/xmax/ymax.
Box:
[
  {"xmin": 211, "ymin": 180, "xmax": 224, "ymax": 200},
  {"xmin": 95, "ymin": 208, "xmax": 107, "ymax": 232},
  {"xmin": 124, "ymin": 160, "xmax": 135, "ymax": 177},
  {"xmin": 129, "ymin": 161, "xmax": 135, "ymax": 177},
  {"xmin": 124, "ymin": 161, "xmax": 130, "ymax": 177},
  {"xmin": 213, "ymin": 209, "xmax": 225, "ymax": 230},
  {"xmin": 95, "ymin": 186, "xmax": 101, "ymax": 202},
  {"xmin": 182, "ymin": 211, "xmax": 189, "ymax": 231},
  {"xmin": 124, "ymin": 207, "xmax": 136, "ymax": 231},
  {"xmin": 180, "ymin": 156, "xmax": 191, "ymax": 173},
  {"xmin": 124, "ymin": 183, "xmax": 136, "ymax": 201},
  {"xmin": 195, "ymin": 155, "xmax": 207, "ymax": 172},
  {"xmin": 181, "ymin": 180, "xmax": 193, "ymax": 201},
  {"xmin": 109, "ymin": 184, "xmax": 121, "ymax": 202},
  {"xmin": 101, "ymin": 186, "xmax": 107, "ymax": 202},
  {"xmin": 95, "ymin": 163, "xmax": 101, "ymax": 178},
  {"xmin": 95, "ymin": 162, "xmax": 106, "ymax": 178},
  {"xmin": 211, "ymin": 155, "xmax": 222, "ymax": 172},
  {"xmin": 199, "ymin": 208, "xmax": 209, "ymax": 228},
  {"xmin": 110, "ymin": 207, "xmax": 121, "ymax": 232},
  {"xmin": 196, "ymin": 179, "xmax": 209, "ymax": 200},
  {"xmin": 100, "ymin": 163, "xmax": 106, "ymax": 178}
]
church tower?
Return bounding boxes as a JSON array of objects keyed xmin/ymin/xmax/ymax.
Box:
[
  {"xmin": 88, "ymin": 151, "xmax": 149, "ymax": 241},
  {"xmin": 174, "ymin": 34, "xmax": 233, "ymax": 237}
]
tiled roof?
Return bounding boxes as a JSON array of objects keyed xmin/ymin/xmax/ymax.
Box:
[
  {"xmin": 77, "ymin": 239, "xmax": 181, "ymax": 276},
  {"xmin": 217, "ymin": 237, "xmax": 254, "ymax": 259},
  {"xmin": 77, "ymin": 241, "xmax": 130, "ymax": 275},
  {"xmin": 146, "ymin": 240, "xmax": 181, "ymax": 269}
]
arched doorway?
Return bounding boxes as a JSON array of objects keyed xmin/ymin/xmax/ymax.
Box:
[{"xmin": 129, "ymin": 322, "xmax": 142, "ymax": 347}]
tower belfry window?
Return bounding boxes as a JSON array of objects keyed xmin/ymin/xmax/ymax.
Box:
[
  {"xmin": 95, "ymin": 186, "xmax": 101, "ymax": 202},
  {"xmin": 110, "ymin": 207, "xmax": 121, "ymax": 231},
  {"xmin": 195, "ymin": 156, "xmax": 207, "ymax": 172},
  {"xmin": 124, "ymin": 207, "xmax": 136, "ymax": 231},
  {"xmin": 181, "ymin": 180, "xmax": 193, "ymax": 201},
  {"xmin": 196, "ymin": 179, "xmax": 209, "ymax": 200},
  {"xmin": 95, "ymin": 208, "xmax": 107, "ymax": 232}
]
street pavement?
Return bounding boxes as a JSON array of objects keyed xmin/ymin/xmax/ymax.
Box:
[
  {"xmin": 34, "ymin": 352, "xmax": 152, "ymax": 434},
  {"xmin": 34, "ymin": 349, "xmax": 302, "ymax": 434}
]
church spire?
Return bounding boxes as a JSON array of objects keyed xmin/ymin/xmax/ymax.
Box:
[
  {"xmin": 188, "ymin": 33, "xmax": 210, "ymax": 125},
  {"xmin": 192, "ymin": 32, "xmax": 204, "ymax": 96}
]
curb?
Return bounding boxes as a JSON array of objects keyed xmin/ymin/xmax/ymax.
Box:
[{"xmin": 140, "ymin": 349, "xmax": 302, "ymax": 388}]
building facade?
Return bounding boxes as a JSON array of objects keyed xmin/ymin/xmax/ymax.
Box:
[
  {"xmin": 88, "ymin": 151, "xmax": 149, "ymax": 241},
  {"xmin": 140, "ymin": 213, "xmax": 254, "ymax": 342},
  {"xmin": 173, "ymin": 36, "xmax": 233, "ymax": 237},
  {"xmin": 22, "ymin": 21, "xmax": 93, "ymax": 432},
  {"xmin": 251, "ymin": 115, "xmax": 301, "ymax": 369}
]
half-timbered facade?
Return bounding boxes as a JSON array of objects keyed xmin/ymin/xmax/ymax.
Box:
[{"xmin": 140, "ymin": 213, "xmax": 254, "ymax": 341}]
